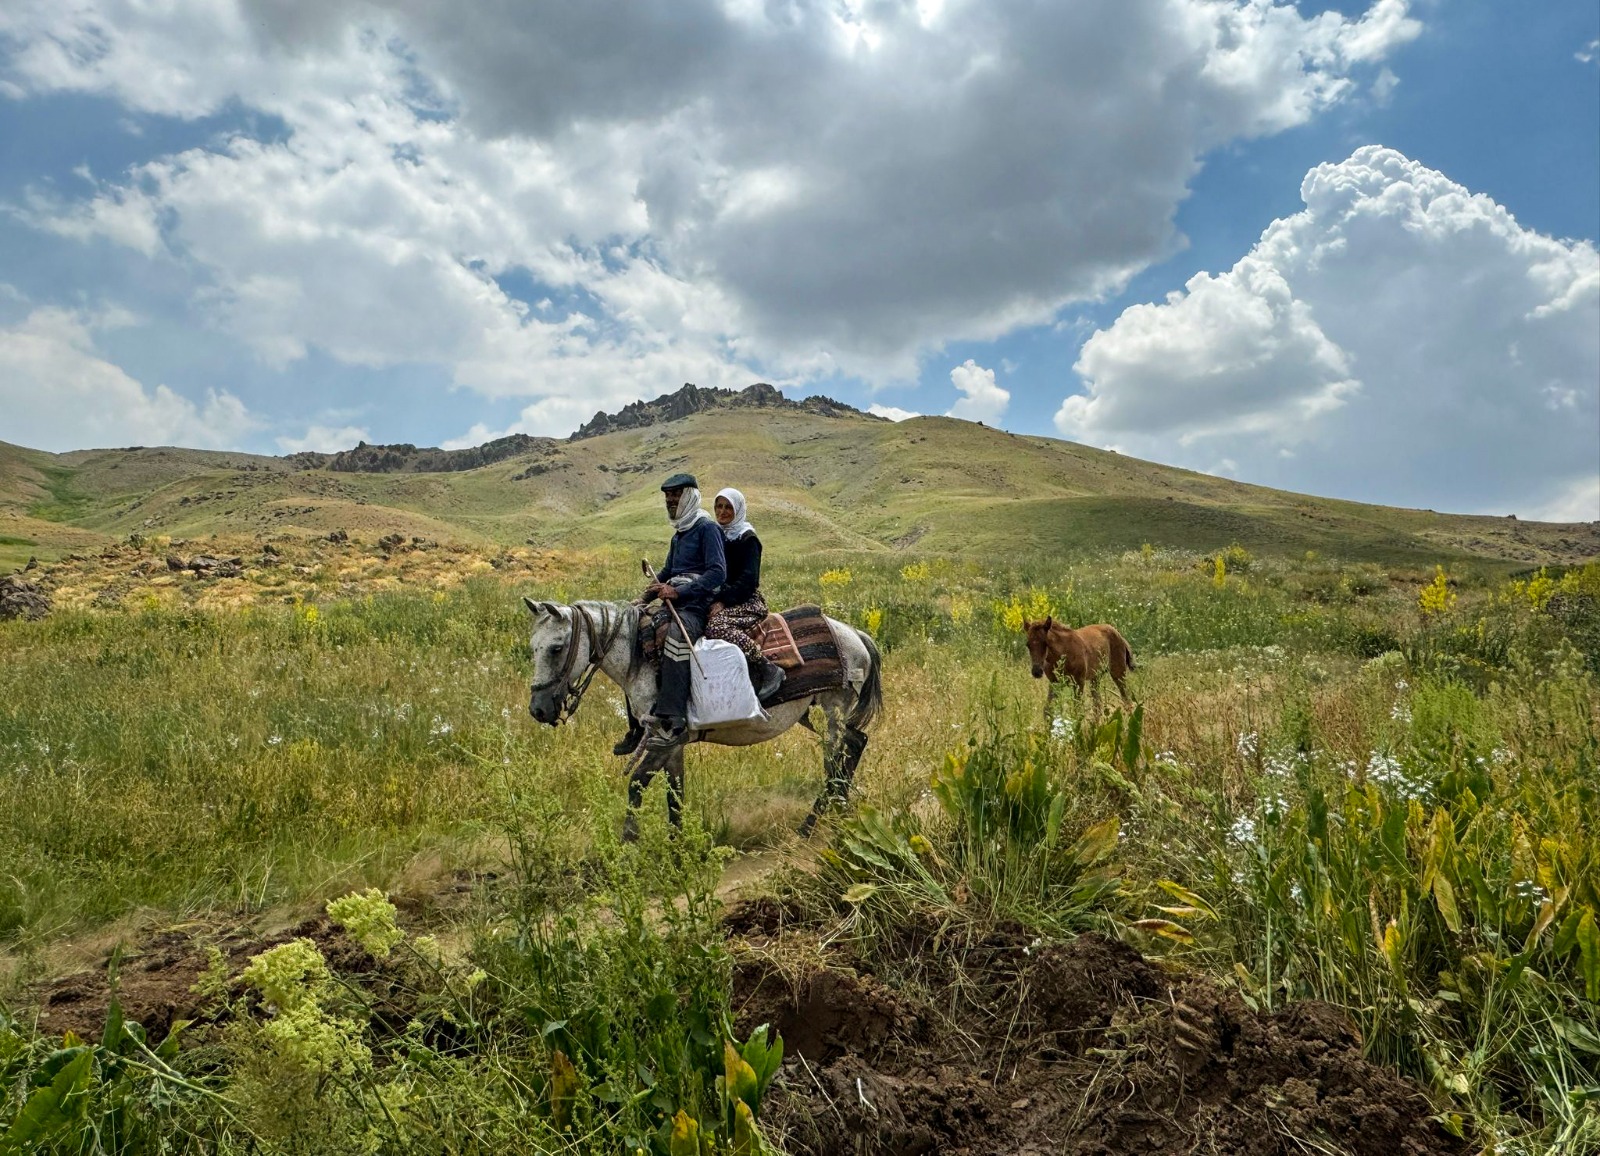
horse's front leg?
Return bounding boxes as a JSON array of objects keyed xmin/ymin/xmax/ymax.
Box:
[
  {"xmin": 623, "ymin": 737, "xmax": 684, "ymax": 841},
  {"xmin": 1044, "ymin": 677, "xmax": 1058, "ymax": 724}
]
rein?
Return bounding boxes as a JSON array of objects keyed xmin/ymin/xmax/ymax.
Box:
[{"xmin": 532, "ymin": 602, "xmax": 630, "ymax": 724}]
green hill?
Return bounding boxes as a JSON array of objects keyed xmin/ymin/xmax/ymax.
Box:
[{"xmin": 3, "ymin": 385, "xmax": 1595, "ymax": 575}]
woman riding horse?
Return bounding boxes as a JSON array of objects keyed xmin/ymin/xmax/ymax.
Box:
[{"xmin": 704, "ymin": 487, "xmax": 785, "ymax": 703}]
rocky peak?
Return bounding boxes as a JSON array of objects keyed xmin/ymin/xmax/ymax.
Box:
[{"xmin": 570, "ymin": 383, "xmax": 880, "ymax": 441}]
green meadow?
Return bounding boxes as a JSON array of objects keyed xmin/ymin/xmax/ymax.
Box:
[{"xmin": 2, "ymin": 542, "xmax": 1597, "ymax": 1153}]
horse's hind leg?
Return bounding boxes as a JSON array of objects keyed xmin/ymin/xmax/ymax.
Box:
[{"xmin": 799, "ymin": 704, "xmax": 867, "ymax": 838}]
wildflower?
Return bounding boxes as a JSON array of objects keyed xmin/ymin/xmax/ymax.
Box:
[
  {"xmin": 1228, "ymin": 816, "xmax": 1258, "ymax": 846},
  {"xmin": 900, "ymin": 561, "xmax": 931, "ymax": 582},
  {"xmin": 949, "ymin": 596, "xmax": 974, "ymax": 625},
  {"xmin": 1513, "ymin": 880, "xmax": 1550, "ymax": 904},
  {"xmin": 241, "ymin": 939, "xmax": 331, "ymax": 1013},
  {"xmin": 1050, "ymin": 716, "xmax": 1074, "ymax": 740},
  {"xmin": 1235, "ymin": 732, "xmax": 1258, "ymax": 760},
  {"xmin": 819, "ymin": 568, "xmax": 853, "ymax": 588},
  {"xmin": 909, "ymin": 834, "xmax": 934, "ymax": 859},
  {"xmin": 863, "ymin": 606, "xmax": 884, "ymax": 635},
  {"xmin": 326, "ymin": 888, "xmax": 404, "ymax": 958},
  {"xmin": 1418, "ymin": 566, "xmax": 1456, "ymax": 618}
]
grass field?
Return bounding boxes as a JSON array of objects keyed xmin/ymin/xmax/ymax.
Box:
[{"xmin": 2, "ymin": 536, "xmax": 1597, "ymax": 1153}]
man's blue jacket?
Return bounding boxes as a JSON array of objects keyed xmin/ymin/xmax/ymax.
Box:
[{"xmin": 656, "ymin": 517, "xmax": 727, "ymax": 614}]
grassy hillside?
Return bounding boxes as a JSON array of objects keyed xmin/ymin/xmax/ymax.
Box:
[{"xmin": 3, "ymin": 406, "xmax": 1596, "ymax": 575}]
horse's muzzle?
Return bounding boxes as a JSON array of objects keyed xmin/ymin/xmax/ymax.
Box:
[
  {"xmin": 1031, "ymin": 667, "xmax": 1044, "ymax": 679},
  {"xmin": 528, "ymin": 690, "xmax": 560, "ymax": 726}
]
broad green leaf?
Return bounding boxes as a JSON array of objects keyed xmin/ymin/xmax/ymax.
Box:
[
  {"xmin": 731, "ymin": 1100, "xmax": 759, "ymax": 1155},
  {"xmin": 1577, "ymin": 910, "xmax": 1600, "ymax": 1003},
  {"xmin": 1432, "ymin": 873, "xmax": 1461, "ymax": 934},
  {"xmin": 841, "ymin": 883, "xmax": 878, "ymax": 905},
  {"xmin": 1130, "ymin": 918, "xmax": 1194, "ymax": 944},
  {"xmin": 668, "ymin": 1111, "xmax": 701, "ymax": 1156},
  {"xmin": 724, "ymin": 1041, "xmax": 759, "ymax": 1113},
  {"xmin": 1043, "ymin": 792, "xmax": 1066, "ymax": 850},
  {"xmin": 3, "ymin": 1048, "xmax": 91, "ymax": 1146},
  {"xmin": 550, "ymin": 1049, "xmax": 579, "ymax": 1130},
  {"xmin": 1071, "ymin": 817, "xmax": 1120, "ymax": 866},
  {"xmin": 1554, "ymin": 908, "xmax": 1584, "ymax": 957},
  {"xmin": 1121, "ymin": 703, "xmax": 1143, "ymax": 769},
  {"xmin": 1157, "ymin": 881, "xmax": 1216, "ymax": 920}
]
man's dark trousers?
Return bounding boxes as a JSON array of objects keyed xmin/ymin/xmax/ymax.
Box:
[{"xmin": 654, "ymin": 607, "xmax": 706, "ymax": 724}]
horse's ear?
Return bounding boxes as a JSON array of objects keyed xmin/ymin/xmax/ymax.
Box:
[
  {"xmin": 522, "ymin": 596, "xmax": 547, "ymax": 616},
  {"xmin": 1043, "ymin": 615, "xmax": 1053, "ymax": 630}
]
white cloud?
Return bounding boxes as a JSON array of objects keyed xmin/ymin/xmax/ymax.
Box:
[
  {"xmin": 1529, "ymin": 476, "xmax": 1600, "ymax": 524},
  {"xmin": 868, "ymin": 404, "xmax": 920, "ymax": 422},
  {"xmin": 277, "ymin": 424, "xmax": 368, "ymax": 453},
  {"xmin": 0, "ymin": 306, "xmax": 258, "ymax": 451},
  {"xmin": 2, "ymin": 0, "xmax": 1424, "ymax": 407},
  {"xmin": 946, "ymin": 359, "xmax": 1009, "ymax": 423},
  {"xmin": 1058, "ymin": 146, "xmax": 1600, "ymax": 518},
  {"xmin": 1578, "ymin": 39, "xmax": 1599, "ymax": 66}
]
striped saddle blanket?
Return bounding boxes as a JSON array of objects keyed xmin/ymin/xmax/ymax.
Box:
[
  {"xmin": 763, "ymin": 605, "xmax": 845, "ymax": 706},
  {"xmin": 641, "ymin": 604, "xmax": 845, "ymax": 706}
]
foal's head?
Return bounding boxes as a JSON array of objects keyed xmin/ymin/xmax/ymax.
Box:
[{"xmin": 1022, "ymin": 616, "xmax": 1058, "ymax": 679}]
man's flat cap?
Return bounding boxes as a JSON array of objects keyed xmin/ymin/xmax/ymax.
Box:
[{"xmin": 661, "ymin": 472, "xmax": 697, "ymax": 491}]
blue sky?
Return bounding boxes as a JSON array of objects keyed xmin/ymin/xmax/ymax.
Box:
[{"xmin": 1, "ymin": 0, "xmax": 1596, "ymax": 519}]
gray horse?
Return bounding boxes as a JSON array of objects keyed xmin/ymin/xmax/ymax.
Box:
[{"xmin": 523, "ymin": 598, "xmax": 883, "ymax": 836}]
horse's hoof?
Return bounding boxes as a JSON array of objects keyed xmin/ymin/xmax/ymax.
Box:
[
  {"xmin": 621, "ymin": 814, "xmax": 640, "ymax": 844},
  {"xmin": 797, "ymin": 812, "xmax": 818, "ymax": 839}
]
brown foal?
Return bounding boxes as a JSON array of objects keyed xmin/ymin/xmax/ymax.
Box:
[{"xmin": 1023, "ymin": 616, "xmax": 1136, "ymax": 716}]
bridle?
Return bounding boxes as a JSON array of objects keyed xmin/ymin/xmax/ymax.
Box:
[{"xmin": 530, "ymin": 602, "xmax": 629, "ymax": 725}]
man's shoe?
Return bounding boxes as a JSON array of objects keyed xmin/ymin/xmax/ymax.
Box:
[
  {"xmin": 756, "ymin": 662, "xmax": 785, "ymax": 704},
  {"xmin": 644, "ymin": 717, "xmax": 688, "ymax": 749},
  {"xmin": 613, "ymin": 723, "xmax": 644, "ymax": 757}
]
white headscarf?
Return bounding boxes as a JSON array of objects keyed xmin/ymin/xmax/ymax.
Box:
[
  {"xmin": 670, "ymin": 486, "xmax": 715, "ymax": 533},
  {"xmin": 715, "ymin": 487, "xmax": 755, "ymax": 541}
]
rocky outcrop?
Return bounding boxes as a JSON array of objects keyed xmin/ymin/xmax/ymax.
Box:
[
  {"xmin": 289, "ymin": 433, "xmax": 555, "ymax": 474},
  {"xmin": 0, "ymin": 575, "xmax": 51, "ymax": 621},
  {"xmin": 570, "ymin": 382, "xmax": 880, "ymax": 440}
]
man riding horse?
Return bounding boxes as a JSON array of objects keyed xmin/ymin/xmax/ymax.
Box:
[{"xmin": 631, "ymin": 473, "xmax": 727, "ymax": 752}]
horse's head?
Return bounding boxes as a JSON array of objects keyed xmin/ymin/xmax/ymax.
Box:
[
  {"xmin": 524, "ymin": 596, "xmax": 581, "ymax": 725},
  {"xmin": 1022, "ymin": 616, "xmax": 1055, "ymax": 678}
]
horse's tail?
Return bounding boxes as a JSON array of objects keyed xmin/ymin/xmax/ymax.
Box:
[
  {"xmin": 1119, "ymin": 631, "xmax": 1137, "ymax": 672},
  {"xmin": 848, "ymin": 628, "xmax": 884, "ymax": 732}
]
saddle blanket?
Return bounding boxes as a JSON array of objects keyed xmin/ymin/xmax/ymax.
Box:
[
  {"xmin": 764, "ymin": 605, "xmax": 846, "ymax": 706},
  {"xmin": 641, "ymin": 603, "xmax": 845, "ymax": 708}
]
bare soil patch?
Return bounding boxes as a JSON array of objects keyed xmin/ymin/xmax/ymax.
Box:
[{"xmin": 731, "ymin": 927, "xmax": 1465, "ymax": 1156}]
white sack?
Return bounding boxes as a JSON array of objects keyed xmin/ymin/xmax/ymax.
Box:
[{"xmin": 687, "ymin": 637, "xmax": 766, "ymax": 728}]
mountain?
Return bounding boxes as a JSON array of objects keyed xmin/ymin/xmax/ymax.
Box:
[{"xmin": 2, "ymin": 385, "xmax": 1595, "ymax": 575}]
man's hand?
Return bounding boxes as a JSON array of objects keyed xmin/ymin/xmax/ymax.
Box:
[{"xmin": 656, "ymin": 583, "xmax": 679, "ymax": 601}]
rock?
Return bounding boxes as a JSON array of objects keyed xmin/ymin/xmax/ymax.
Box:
[
  {"xmin": 166, "ymin": 555, "xmax": 186, "ymax": 571},
  {"xmin": 0, "ymin": 575, "xmax": 51, "ymax": 621},
  {"xmin": 377, "ymin": 533, "xmax": 407, "ymax": 553},
  {"xmin": 188, "ymin": 555, "xmax": 221, "ymax": 572},
  {"xmin": 23, "ymin": 556, "xmax": 38, "ymax": 571},
  {"xmin": 326, "ymin": 530, "xmax": 349, "ymax": 544},
  {"xmin": 262, "ymin": 543, "xmax": 281, "ymax": 557}
]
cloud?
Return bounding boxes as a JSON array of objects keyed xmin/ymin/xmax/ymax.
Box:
[
  {"xmin": 946, "ymin": 359, "xmax": 1008, "ymax": 423},
  {"xmin": 2, "ymin": 0, "xmax": 1424, "ymax": 407},
  {"xmin": 868, "ymin": 404, "xmax": 920, "ymax": 422},
  {"xmin": 0, "ymin": 306, "xmax": 258, "ymax": 451},
  {"xmin": 1057, "ymin": 147, "xmax": 1600, "ymax": 519},
  {"xmin": 1578, "ymin": 39, "xmax": 1599, "ymax": 66},
  {"xmin": 277, "ymin": 423, "xmax": 368, "ymax": 453}
]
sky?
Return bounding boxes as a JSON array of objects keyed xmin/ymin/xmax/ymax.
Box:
[{"xmin": 0, "ymin": 0, "xmax": 1596, "ymax": 520}]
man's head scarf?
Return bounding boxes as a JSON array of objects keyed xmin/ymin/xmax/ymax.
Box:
[
  {"xmin": 715, "ymin": 487, "xmax": 755, "ymax": 541},
  {"xmin": 669, "ymin": 486, "xmax": 714, "ymax": 533}
]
